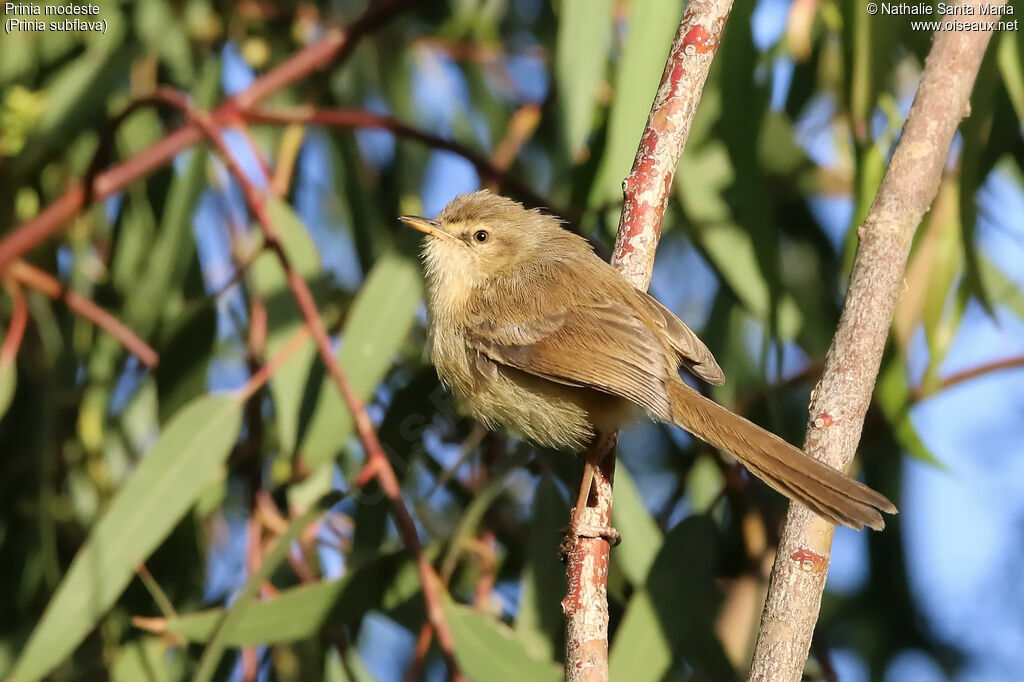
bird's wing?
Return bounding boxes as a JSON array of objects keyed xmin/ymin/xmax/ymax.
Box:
[
  {"xmin": 465, "ymin": 294, "xmax": 674, "ymax": 419},
  {"xmin": 633, "ymin": 290, "xmax": 725, "ymax": 385}
]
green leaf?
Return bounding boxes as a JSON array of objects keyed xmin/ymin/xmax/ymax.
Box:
[
  {"xmin": 159, "ymin": 580, "xmax": 346, "ymax": 645},
  {"xmin": 610, "ymin": 518, "xmax": 734, "ymax": 681},
  {"xmin": 958, "ymin": 43, "xmax": 1002, "ymax": 314},
  {"xmin": 516, "ymin": 475, "xmax": 567, "ymax": 662},
  {"xmin": 135, "ymin": 0, "xmax": 194, "ymax": 84},
  {"xmin": 299, "ymin": 253, "xmax": 423, "ymax": 468},
  {"xmin": 591, "ymin": 0, "xmax": 685, "ymax": 204},
  {"xmin": 608, "ymin": 590, "xmax": 673, "ymax": 681},
  {"xmin": 847, "ymin": 112, "xmax": 898, "ymax": 274},
  {"xmin": 0, "ymin": 358, "xmax": 14, "ymax": 421},
  {"xmin": 251, "ymin": 198, "xmax": 322, "ymax": 456},
  {"xmin": 438, "ymin": 453, "xmax": 525, "ymax": 581},
  {"xmin": 876, "ymin": 356, "xmax": 942, "ymax": 466},
  {"xmin": 610, "ymin": 464, "xmax": 662, "ymax": 586},
  {"xmin": 997, "ymin": 30, "xmax": 1024, "ymax": 122},
  {"xmin": 717, "ymin": 13, "xmax": 788, "ymax": 347},
  {"xmin": 920, "ymin": 180, "xmax": 963, "ymax": 374},
  {"xmin": 693, "ymin": 222, "xmax": 802, "ymax": 338},
  {"xmin": 325, "ymin": 647, "xmax": 378, "ymax": 682},
  {"xmin": 556, "ymin": 0, "xmax": 614, "ymax": 158},
  {"xmin": 154, "ymin": 301, "xmax": 218, "ymax": 422},
  {"xmin": 12, "ymin": 394, "xmax": 244, "ymax": 682},
  {"xmin": 12, "ymin": 8, "xmax": 129, "ymax": 172},
  {"xmin": 115, "ymin": 109, "xmax": 164, "ymax": 160},
  {"xmin": 675, "ymin": 144, "xmax": 803, "ymax": 338},
  {"xmin": 979, "ymin": 255, "xmax": 1024, "ymax": 322},
  {"xmin": 110, "ymin": 636, "xmax": 184, "ymax": 682},
  {"xmin": 840, "ymin": 1, "xmax": 902, "ymax": 144},
  {"xmin": 125, "ymin": 59, "xmax": 220, "ymax": 336},
  {"xmin": 194, "ymin": 492, "xmax": 343, "ymax": 682},
  {"xmin": 154, "ymin": 551, "xmax": 410, "ymax": 646},
  {"xmin": 445, "ymin": 601, "xmax": 562, "ymax": 682},
  {"xmin": 251, "ymin": 200, "xmax": 322, "ymax": 297},
  {"xmin": 111, "ymin": 186, "xmax": 158, "ymax": 294},
  {"xmin": 685, "ymin": 454, "xmax": 725, "ymax": 513}
]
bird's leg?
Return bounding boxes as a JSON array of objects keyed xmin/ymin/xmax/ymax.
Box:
[
  {"xmin": 573, "ymin": 458, "xmax": 597, "ymax": 520},
  {"xmin": 560, "ymin": 433, "xmax": 620, "ymax": 561}
]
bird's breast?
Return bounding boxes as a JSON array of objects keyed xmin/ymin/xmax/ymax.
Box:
[{"xmin": 427, "ymin": 320, "xmax": 632, "ymax": 451}]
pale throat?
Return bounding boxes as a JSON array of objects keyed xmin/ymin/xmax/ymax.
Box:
[{"xmin": 421, "ymin": 236, "xmax": 481, "ymax": 322}]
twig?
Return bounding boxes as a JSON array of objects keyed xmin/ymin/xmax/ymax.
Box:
[
  {"xmin": 239, "ymin": 324, "xmax": 312, "ymax": 403},
  {"xmin": 911, "ymin": 353, "xmax": 1024, "ymax": 401},
  {"xmin": 270, "ymin": 124, "xmax": 307, "ymax": 198},
  {"xmin": 406, "ymin": 624, "xmax": 435, "ymax": 682},
  {"xmin": 231, "ymin": 117, "xmax": 274, "ymax": 189},
  {"xmin": 411, "ymin": 36, "xmax": 547, "ymax": 65},
  {"xmin": 241, "ymin": 279, "xmax": 268, "ymax": 682},
  {"xmin": 239, "ymin": 105, "xmax": 552, "ymax": 211},
  {"xmin": 8, "ymin": 261, "xmax": 158, "ymax": 368},
  {"xmin": 732, "ymin": 362, "xmax": 823, "ymax": 415},
  {"xmin": 748, "ymin": 4, "xmax": 1003, "ymax": 679},
  {"xmin": 149, "ymin": 89, "xmax": 465, "ymax": 681},
  {"xmin": 135, "ymin": 563, "xmax": 177, "ymax": 620},
  {"xmin": 0, "ymin": 0, "xmax": 413, "ymax": 274},
  {"xmin": 193, "ymin": 494, "xmax": 342, "ymax": 682},
  {"xmin": 1, "ymin": 279, "xmax": 28, "ymax": 366},
  {"xmin": 562, "ymin": 2, "xmax": 735, "ymax": 680},
  {"xmin": 489, "ymin": 104, "xmax": 542, "ymax": 173},
  {"xmin": 242, "ymin": 516, "xmax": 263, "ymax": 681}
]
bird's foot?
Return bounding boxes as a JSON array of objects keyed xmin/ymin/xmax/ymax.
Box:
[{"xmin": 558, "ymin": 522, "xmax": 621, "ymax": 563}]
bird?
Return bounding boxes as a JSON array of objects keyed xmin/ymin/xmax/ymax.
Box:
[{"xmin": 400, "ymin": 190, "xmax": 897, "ymax": 531}]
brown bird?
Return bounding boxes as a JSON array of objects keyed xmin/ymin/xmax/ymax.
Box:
[{"xmin": 401, "ymin": 191, "xmax": 897, "ymax": 531}]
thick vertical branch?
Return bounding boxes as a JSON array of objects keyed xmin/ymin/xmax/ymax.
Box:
[
  {"xmin": 562, "ymin": 2, "xmax": 734, "ymax": 679},
  {"xmin": 748, "ymin": 3, "xmax": 1002, "ymax": 679},
  {"xmin": 612, "ymin": 0, "xmax": 733, "ymax": 286}
]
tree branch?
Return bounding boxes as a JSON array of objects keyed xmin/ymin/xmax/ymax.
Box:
[
  {"xmin": 562, "ymin": 2, "xmax": 734, "ymax": 679},
  {"xmin": 748, "ymin": 3, "xmax": 1003, "ymax": 679},
  {"xmin": 239, "ymin": 105, "xmax": 551, "ymax": 210},
  {"xmin": 912, "ymin": 353, "xmax": 1024, "ymax": 401},
  {"xmin": 148, "ymin": 88, "xmax": 465, "ymax": 681},
  {"xmin": 1, "ymin": 279, "xmax": 28, "ymax": 367},
  {"xmin": 0, "ymin": 0, "xmax": 413, "ymax": 274},
  {"xmin": 9, "ymin": 261, "xmax": 158, "ymax": 368}
]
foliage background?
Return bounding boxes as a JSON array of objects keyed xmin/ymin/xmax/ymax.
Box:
[{"xmin": 2, "ymin": 0, "xmax": 1024, "ymax": 680}]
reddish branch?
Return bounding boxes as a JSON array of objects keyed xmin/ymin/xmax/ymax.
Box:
[
  {"xmin": 146, "ymin": 88, "xmax": 464, "ymax": 681},
  {"xmin": 8, "ymin": 261, "xmax": 158, "ymax": 368},
  {"xmin": 562, "ymin": 2, "xmax": 735, "ymax": 680},
  {"xmin": 239, "ymin": 105, "xmax": 550, "ymax": 209},
  {"xmin": 912, "ymin": 353, "xmax": 1024, "ymax": 401},
  {"xmin": 611, "ymin": 0, "xmax": 734, "ymax": 287},
  {"xmin": 0, "ymin": 0, "xmax": 413, "ymax": 274},
  {"xmin": 748, "ymin": 3, "xmax": 1004, "ymax": 679},
  {"xmin": 239, "ymin": 324, "xmax": 312, "ymax": 403}
]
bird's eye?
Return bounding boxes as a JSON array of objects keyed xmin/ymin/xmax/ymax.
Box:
[{"xmin": 473, "ymin": 230, "xmax": 489, "ymax": 243}]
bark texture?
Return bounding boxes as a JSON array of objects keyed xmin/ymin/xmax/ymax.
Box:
[
  {"xmin": 748, "ymin": 3, "xmax": 1004, "ymax": 679},
  {"xmin": 562, "ymin": 1, "xmax": 735, "ymax": 679}
]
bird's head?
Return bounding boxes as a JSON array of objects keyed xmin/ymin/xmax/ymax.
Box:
[{"xmin": 400, "ymin": 190, "xmax": 564, "ymax": 291}]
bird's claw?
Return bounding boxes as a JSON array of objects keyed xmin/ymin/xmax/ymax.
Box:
[{"xmin": 558, "ymin": 523, "xmax": 621, "ymax": 563}]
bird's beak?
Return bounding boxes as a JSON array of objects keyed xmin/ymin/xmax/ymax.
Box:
[{"xmin": 399, "ymin": 215, "xmax": 456, "ymax": 241}]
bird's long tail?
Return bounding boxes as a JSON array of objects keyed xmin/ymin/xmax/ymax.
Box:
[{"xmin": 666, "ymin": 380, "xmax": 897, "ymax": 530}]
